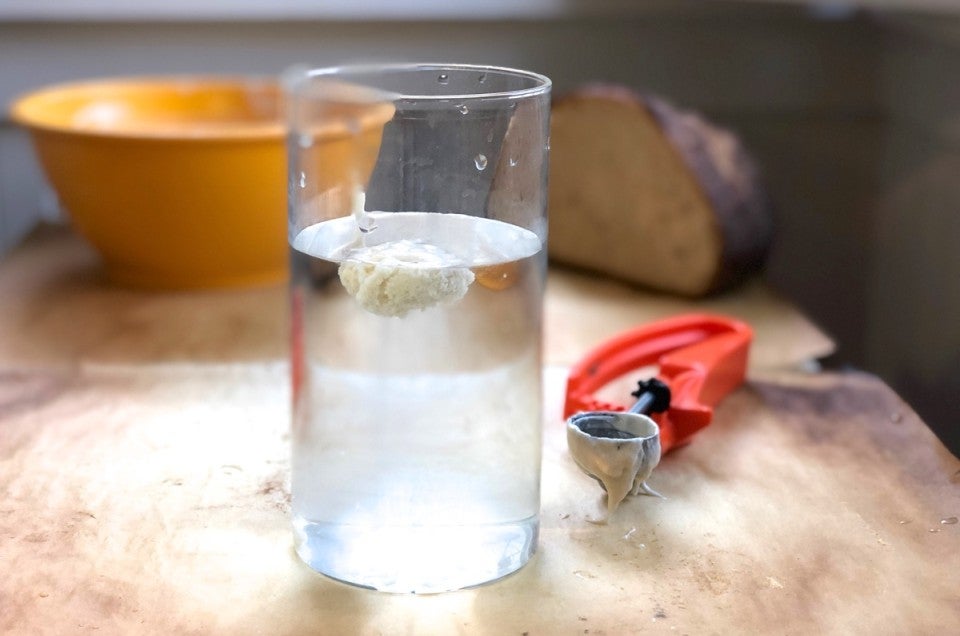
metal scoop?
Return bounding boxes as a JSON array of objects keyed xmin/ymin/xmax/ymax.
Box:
[{"xmin": 566, "ymin": 379, "xmax": 671, "ymax": 517}]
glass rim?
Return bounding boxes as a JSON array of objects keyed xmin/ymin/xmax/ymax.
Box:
[{"xmin": 298, "ymin": 62, "xmax": 552, "ymax": 101}]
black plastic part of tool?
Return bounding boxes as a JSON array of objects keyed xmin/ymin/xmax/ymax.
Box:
[{"xmin": 629, "ymin": 378, "xmax": 671, "ymax": 415}]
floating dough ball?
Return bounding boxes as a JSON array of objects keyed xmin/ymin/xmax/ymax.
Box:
[{"xmin": 338, "ymin": 239, "xmax": 475, "ymax": 318}]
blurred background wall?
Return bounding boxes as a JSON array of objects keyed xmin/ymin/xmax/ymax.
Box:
[{"xmin": 0, "ymin": 0, "xmax": 957, "ymax": 452}]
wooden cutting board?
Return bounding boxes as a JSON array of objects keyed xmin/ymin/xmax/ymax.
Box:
[{"xmin": 3, "ymin": 226, "xmax": 956, "ymax": 634}]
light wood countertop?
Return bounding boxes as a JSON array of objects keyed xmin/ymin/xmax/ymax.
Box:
[{"xmin": 1, "ymin": 226, "xmax": 957, "ymax": 635}]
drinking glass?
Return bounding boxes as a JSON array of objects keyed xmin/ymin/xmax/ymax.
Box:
[{"xmin": 286, "ymin": 63, "xmax": 551, "ymax": 593}]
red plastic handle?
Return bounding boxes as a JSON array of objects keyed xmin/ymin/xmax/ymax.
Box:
[{"xmin": 564, "ymin": 314, "xmax": 753, "ymax": 453}]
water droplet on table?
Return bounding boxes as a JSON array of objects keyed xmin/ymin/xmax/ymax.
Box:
[
  {"xmin": 474, "ymin": 154, "xmax": 488, "ymax": 170},
  {"xmin": 458, "ymin": 104, "xmax": 469, "ymax": 115},
  {"xmin": 438, "ymin": 73, "xmax": 449, "ymax": 84},
  {"xmin": 478, "ymin": 72, "xmax": 486, "ymax": 84}
]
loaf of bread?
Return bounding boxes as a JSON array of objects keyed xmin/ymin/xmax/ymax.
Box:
[{"xmin": 548, "ymin": 85, "xmax": 773, "ymax": 296}]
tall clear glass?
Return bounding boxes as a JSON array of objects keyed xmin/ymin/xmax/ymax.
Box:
[{"xmin": 286, "ymin": 64, "xmax": 551, "ymax": 593}]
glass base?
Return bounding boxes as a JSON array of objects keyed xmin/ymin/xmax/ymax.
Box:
[{"xmin": 293, "ymin": 515, "xmax": 538, "ymax": 593}]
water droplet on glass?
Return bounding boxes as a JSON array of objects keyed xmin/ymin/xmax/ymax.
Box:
[
  {"xmin": 297, "ymin": 133, "xmax": 312, "ymax": 148},
  {"xmin": 458, "ymin": 104, "xmax": 469, "ymax": 115},
  {"xmin": 298, "ymin": 172, "xmax": 306, "ymax": 188},
  {"xmin": 929, "ymin": 527, "xmax": 942, "ymax": 533},
  {"xmin": 438, "ymin": 73, "xmax": 449, "ymax": 84},
  {"xmin": 478, "ymin": 72, "xmax": 486, "ymax": 84},
  {"xmin": 474, "ymin": 153, "xmax": 488, "ymax": 171},
  {"xmin": 942, "ymin": 516, "xmax": 959, "ymax": 525},
  {"xmin": 509, "ymin": 156, "xmax": 519, "ymax": 167},
  {"xmin": 357, "ymin": 215, "xmax": 378, "ymax": 233},
  {"xmin": 899, "ymin": 519, "xmax": 911, "ymax": 525}
]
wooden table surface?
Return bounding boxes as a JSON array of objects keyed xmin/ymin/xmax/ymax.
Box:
[{"xmin": 1, "ymin": 227, "xmax": 958, "ymax": 635}]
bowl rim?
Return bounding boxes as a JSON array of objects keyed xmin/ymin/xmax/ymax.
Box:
[{"xmin": 8, "ymin": 74, "xmax": 286, "ymax": 141}]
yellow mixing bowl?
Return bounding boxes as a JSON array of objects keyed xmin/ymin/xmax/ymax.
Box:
[
  {"xmin": 12, "ymin": 76, "xmax": 394, "ymax": 289},
  {"xmin": 11, "ymin": 77, "xmax": 286, "ymax": 289}
]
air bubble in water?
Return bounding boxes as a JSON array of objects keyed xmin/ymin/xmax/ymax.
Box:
[
  {"xmin": 438, "ymin": 73, "xmax": 449, "ymax": 84},
  {"xmin": 474, "ymin": 154, "xmax": 488, "ymax": 171},
  {"xmin": 459, "ymin": 104, "xmax": 469, "ymax": 115}
]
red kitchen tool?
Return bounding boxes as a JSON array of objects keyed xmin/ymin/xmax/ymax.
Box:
[{"xmin": 564, "ymin": 314, "xmax": 753, "ymax": 453}]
